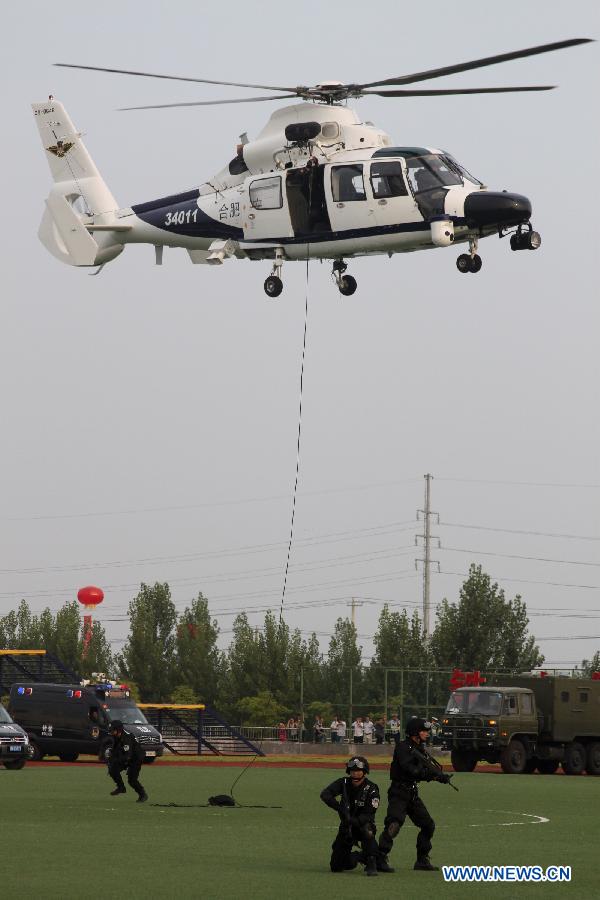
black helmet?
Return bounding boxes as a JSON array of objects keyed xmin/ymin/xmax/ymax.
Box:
[
  {"xmin": 346, "ymin": 756, "xmax": 370, "ymax": 775},
  {"xmin": 406, "ymin": 717, "xmax": 432, "ymax": 737},
  {"xmin": 110, "ymin": 720, "xmax": 124, "ymax": 733}
]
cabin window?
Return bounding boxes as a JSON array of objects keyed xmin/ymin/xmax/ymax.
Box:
[
  {"xmin": 370, "ymin": 161, "xmax": 408, "ymax": 198},
  {"xmin": 579, "ymin": 692, "xmax": 589, "ymax": 702},
  {"xmin": 561, "ymin": 691, "xmax": 569, "ymax": 702},
  {"xmin": 331, "ymin": 165, "xmax": 366, "ymax": 202},
  {"xmin": 321, "ymin": 122, "xmax": 340, "ymax": 140},
  {"xmin": 520, "ymin": 694, "xmax": 533, "ymax": 715},
  {"xmin": 249, "ymin": 176, "xmax": 282, "ymax": 210},
  {"xmin": 502, "ymin": 695, "xmax": 518, "ymax": 715}
]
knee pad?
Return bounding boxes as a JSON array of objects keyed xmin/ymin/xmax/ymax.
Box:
[{"xmin": 387, "ymin": 821, "xmax": 400, "ymax": 839}]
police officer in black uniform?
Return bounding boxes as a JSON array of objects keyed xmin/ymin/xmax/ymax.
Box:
[
  {"xmin": 378, "ymin": 717, "xmax": 451, "ymax": 871},
  {"xmin": 320, "ymin": 756, "xmax": 392, "ymax": 876},
  {"xmin": 107, "ymin": 720, "xmax": 148, "ymax": 803}
]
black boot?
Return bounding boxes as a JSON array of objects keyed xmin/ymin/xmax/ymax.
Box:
[
  {"xmin": 110, "ymin": 787, "xmax": 126, "ymax": 796},
  {"xmin": 414, "ymin": 856, "xmax": 439, "ymax": 871},
  {"xmin": 365, "ymin": 857, "xmax": 378, "ymax": 877},
  {"xmin": 136, "ymin": 792, "xmax": 148, "ymax": 803},
  {"xmin": 377, "ymin": 855, "xmax": 395, "ymax": 873}
]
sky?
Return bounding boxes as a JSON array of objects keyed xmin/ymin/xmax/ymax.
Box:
[{"xmin": 1, "ymin": 0, "xmax": 598, "ymax": 670}]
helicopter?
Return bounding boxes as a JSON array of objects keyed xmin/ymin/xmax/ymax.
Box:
[{"xmin": 33, "ymin": 38, "xmax": 591, "ymax": 296}]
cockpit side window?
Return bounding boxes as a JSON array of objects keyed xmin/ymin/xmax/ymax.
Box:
[
  {"xmin": 331, "ymin": 165, "xmax": 366, "ymax": 202},
  {"xmin": 249, "ymin": 177, "xmax": 282, "ymax": 210},
  {"xmin": 405, "ymin": 154, "xmax": 463, "ymax": 195},
  {"xmin": 370, "ymin": 161, "xmax": 408, "ymax": 198}
]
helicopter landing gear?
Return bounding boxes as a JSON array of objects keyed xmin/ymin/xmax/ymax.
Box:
[
  {"xmin": 457, "ymin": 238, "xmax": 483, "ymax": 274},
  {"xmin": 332, "ymin": 259, "xmax": 357, "ymax": 296},
  {"xmin": 264, "ymin": 248, "xmax": 285, "ymax": 297}
]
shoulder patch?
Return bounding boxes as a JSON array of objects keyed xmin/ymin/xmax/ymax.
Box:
[{"xmin": 372, "ymin": 797, "xmax": 380, "ymax": 808}]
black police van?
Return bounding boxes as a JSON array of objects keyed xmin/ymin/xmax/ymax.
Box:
[
  {"xmin": 0, "ymin": 702, "xmax": 29, "ymax": 769},
  {"xmin": 9, "ymin": 682, "xmax": 163, "ymax": 763}
]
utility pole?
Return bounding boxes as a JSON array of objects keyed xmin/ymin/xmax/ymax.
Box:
[
  {"xmin": 416, "ymin": 473, "xmax": 440, "ymax": 640},
  {"xmin": 346, "ymin": 597, "xmax": 364, "ymax": 628}
]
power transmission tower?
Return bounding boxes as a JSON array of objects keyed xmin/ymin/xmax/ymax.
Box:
[
  {"xmin": 416, "ymin": 473, "xmax": 440, "ymax": 639},
  {"xmin": 346, "ymin": 597, "xmax": 365, "ymax": 628}
]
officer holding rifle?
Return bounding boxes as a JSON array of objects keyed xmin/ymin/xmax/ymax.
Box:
[{"xmin": 378, "ymin": 717, "xmax": 456, "ymax": 871}]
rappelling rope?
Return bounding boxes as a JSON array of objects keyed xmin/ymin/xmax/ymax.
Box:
[{"xmin": 278, "ymin": 256, "xmax": 310, "ymax": 624}]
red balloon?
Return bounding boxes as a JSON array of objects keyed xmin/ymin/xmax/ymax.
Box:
[{"xmin": 77, "ymin": 585, "xmax": 104, "ymax": 608}]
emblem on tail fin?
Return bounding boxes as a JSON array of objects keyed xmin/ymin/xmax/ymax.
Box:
[{"xmin": 47, "ymin": 140, "xmax": 74, "ymax": 158}]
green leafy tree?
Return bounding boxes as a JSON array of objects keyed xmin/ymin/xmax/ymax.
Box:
[
  {"xmin": 117, "ymin": 582, "xmax": 177, "ymax": 701},
  {"xmin": 429, "ymin": 564, "xmax": 544, "ymax": 672},
  {"xmin": 80, "ymin": 621, "xmax": 114, "ymax": 679},
  {"xmin": 325, "ymin": 617, "xmax": 362, "ymax": 712},
  {"xmin": 171, "ymin": 684, "xmax": 199, "ymax": 704},
  {"xmin": 175, "ymin": 593, "xmax": 222, "ymax": 707},
  {"xmin": 580, "ymin": 651, "xmax": 600, "ymax": 677},
  {"xmin": 237, "ymin": 691, "xmax": 288, "ymax": 725}
]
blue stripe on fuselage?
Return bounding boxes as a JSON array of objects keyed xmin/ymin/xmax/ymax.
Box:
[{"xmin": 132, "ymin": 190, "xmax": 243, "ymax": 240}]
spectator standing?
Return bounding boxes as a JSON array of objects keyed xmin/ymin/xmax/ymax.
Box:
[
  {"xmin": 330, "ymin": 716, "xmax": 340, "ymax": 743},
  {"xmin": 313, "ymin": 715, "xmax": 325, "ymax": 743},
  {"xmin": 288, "ymin": 716, "xmax": 298, "ymax": 742},
  {"xmin": 389, "ymin": 713, "xmax": 401, "ymax": 744},
  {"xmin": 375, "ymin": 717, "xmax": 386, "ymax": 745},
  {"xmin": 352, "ymin": 716, "xmax": 364, "ymax": 744},
  {"xmin": 363, "ymin": 716, "xmax": 375, "ymax": 744},
  {"xmin": 278, "ymin": 721, "xmax": 287, "ymax": 742},
  {"xmin": 336, "ymin": 717, "xmax": 347, "ymax": 744}
]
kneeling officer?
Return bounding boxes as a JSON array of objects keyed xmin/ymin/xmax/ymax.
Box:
[
  {"xmin": 320, "ymin": 756, "xmax": 392, "ymax": 876},
  {"xmin": 107, "ymin": 720, "xmax": 148, "ymax": 803}
]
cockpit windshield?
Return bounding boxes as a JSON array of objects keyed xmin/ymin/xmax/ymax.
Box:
[
  {"xmin": 405, "ymin": 153, "xmax": 481, "ymax": 195},
  {"xmin": 445, "ymin": 691, "xmax": 502, "ymax": 716}
]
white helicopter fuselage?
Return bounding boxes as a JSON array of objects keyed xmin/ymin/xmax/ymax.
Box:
[{"xmin": 33, "ymin": 99, "xmax": 536, "ymax": 282}]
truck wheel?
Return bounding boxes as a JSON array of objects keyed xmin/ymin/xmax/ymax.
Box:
[
  {"xmin": 585, "ymin": 742, "xmax": 600, "ymax": 776},
  {"xmin": 3, "ymin": 759, "xmax": 26, "ymax": 770},
  {"xmin": 500, "ymin": 739, "xmax": 527, "ymax": 774},
  {"xmin": 28, "ymin": 740, "xmax": 44, "ymax": 761},
  {"xmin": 537, "ymin": 759, "xmax": 560, "ymax": 774},
  {"xmin": 58, "ymin": 752, "xmax": 79, "ymax": 762},
  {"xmin": 450, "ymin": 749, "xmax": 477, "ymax": 772},
  {"xmin": 562, "ymin": 742, "xmax": 586, "ymax": 775}
]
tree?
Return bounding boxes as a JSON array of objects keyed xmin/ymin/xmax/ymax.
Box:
[
  {"xmin": 237, "ymin": 691, "xmax": 288, "ymax": 725},
  {"xmin": 175, "ymin": 593, "xmax": 222, "ymax": 707},
  {"xmin": 429, "ymin": 564, "xmax": 544, "ymax": 672},
  {"xmin": 580, "ymin": 651, "xmax": 600, "ymax": 677},
  {"xmin": 80, "ymin": 620, "xmax": 114, "ymax": 679},
  {"xmin": 117, "ymin": 582, "xmax": 178, "ymax": 701},
  {"xmin": 325, "ymin": 617, "xmax": 362, "ymax": 711},
  {"xmin": 366, "ymin": 605, "xmax": 429, "ymax": 707}
]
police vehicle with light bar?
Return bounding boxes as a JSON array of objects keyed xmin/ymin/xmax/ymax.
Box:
[
  {"xmin": 9, "ymin": 682, "xmax": 163, "ymax": 763},
  {"xmin": 0, "ymin": 702, "xmax": 29, "ymax": 769}
]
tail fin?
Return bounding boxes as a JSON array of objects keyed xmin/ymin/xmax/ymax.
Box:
[{"xmin": 33, "ymin": 99, "xmax": 124, "ymax": 267}]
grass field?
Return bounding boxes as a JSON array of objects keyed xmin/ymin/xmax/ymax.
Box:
[{"xmin": 2, "ymin": 762, "xmax": 598, "ymax": 899}]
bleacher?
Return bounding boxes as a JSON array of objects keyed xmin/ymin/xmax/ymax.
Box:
[{"xmin": 0, "ymin": 650, "xmax": 79, "ymax": 694}]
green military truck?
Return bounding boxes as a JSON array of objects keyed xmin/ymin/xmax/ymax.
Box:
[{"xmin": 440, "ymin": 675, "xmax": 600, "ymax": 775}]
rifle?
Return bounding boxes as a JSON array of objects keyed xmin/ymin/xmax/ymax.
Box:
[
  {"xmin": 340, "ymin": 781, "xmax": 356, "ymax": 840},
  {"xmin": 422, "ymin": 748, "xmax": 459, "ymax": 792}
]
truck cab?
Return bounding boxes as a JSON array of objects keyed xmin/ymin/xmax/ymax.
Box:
[
  {"xmin": 9, "ymin": 682, "xmax": 163, "ymax": 763},
  {"xmin": 441, "ymin": 686, "xmax": 538, "ymax": 773},
  {"xmin": 0, "ymin": 703, "xmax": 29, "ymax": 769}
]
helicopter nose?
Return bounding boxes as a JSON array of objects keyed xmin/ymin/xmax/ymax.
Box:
[{"xmin": 464, "ymin": 191, "xmax": 532, "ymax": 228}]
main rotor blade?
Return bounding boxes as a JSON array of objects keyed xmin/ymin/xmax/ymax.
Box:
[
  {"xmin": 118, "ymin": 95, "xmax": 296, "ymax": 110},
  {"xmin": 360, "ymin": 38, "xmax": 593, "ymax": 88},
  {"xmin": 54, "ymin": 63, "xmax": 299, "ymax": 94},
  {"xmin": 362, "ymin": 86, "xmax": 556, "ymax": 97}
]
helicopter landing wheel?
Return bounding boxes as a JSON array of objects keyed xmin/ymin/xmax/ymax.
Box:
[
  {"xmin": 264, "ymin": 275, "xmax": 283, "ymax": 298},
  {"xmin": 456, "ymin": 253, "xmax": 471, "ymax": 274},
  {"xmin": 339, "ymin": 274, "xmax": 357, "ymax": 296},
  {"xmin": 469, "ymin": 253, "xmax": 483, "ymax": 273}
]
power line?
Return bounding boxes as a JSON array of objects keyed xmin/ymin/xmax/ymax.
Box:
[
  {"xmin": 442, "ymin": 546, "xmax": 600, "ymax": 567},
  {"xmin": 441, "ymin": 521, "xmax": 600, "ymax": 541},
  {"xmin": 440, "ymin": 569, "xmax": 600, "ymax": 591},
  {"xmin": 436, "ymin": 477, "xmax": 600, "ymax": 489}
]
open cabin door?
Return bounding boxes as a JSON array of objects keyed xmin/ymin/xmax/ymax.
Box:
[
  {"xmin": 285, "ymin": 166, "xmax": 331, "ymax": 238},
  {"xmin": 243, "ymin": 174, "xmax": 293, "ymax": 241}
]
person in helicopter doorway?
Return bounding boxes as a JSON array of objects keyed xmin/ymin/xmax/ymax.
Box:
[
  {"xmin": 106, "ymin": 720, "xmax": 148, "ymax": 803},
  {"xmin": 320, "ymin": 757, "xmax": 394, "ymax": 876},
  {"xmin": 378, "ymin": 717, "xmax": 451, "ymax": 871}
]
